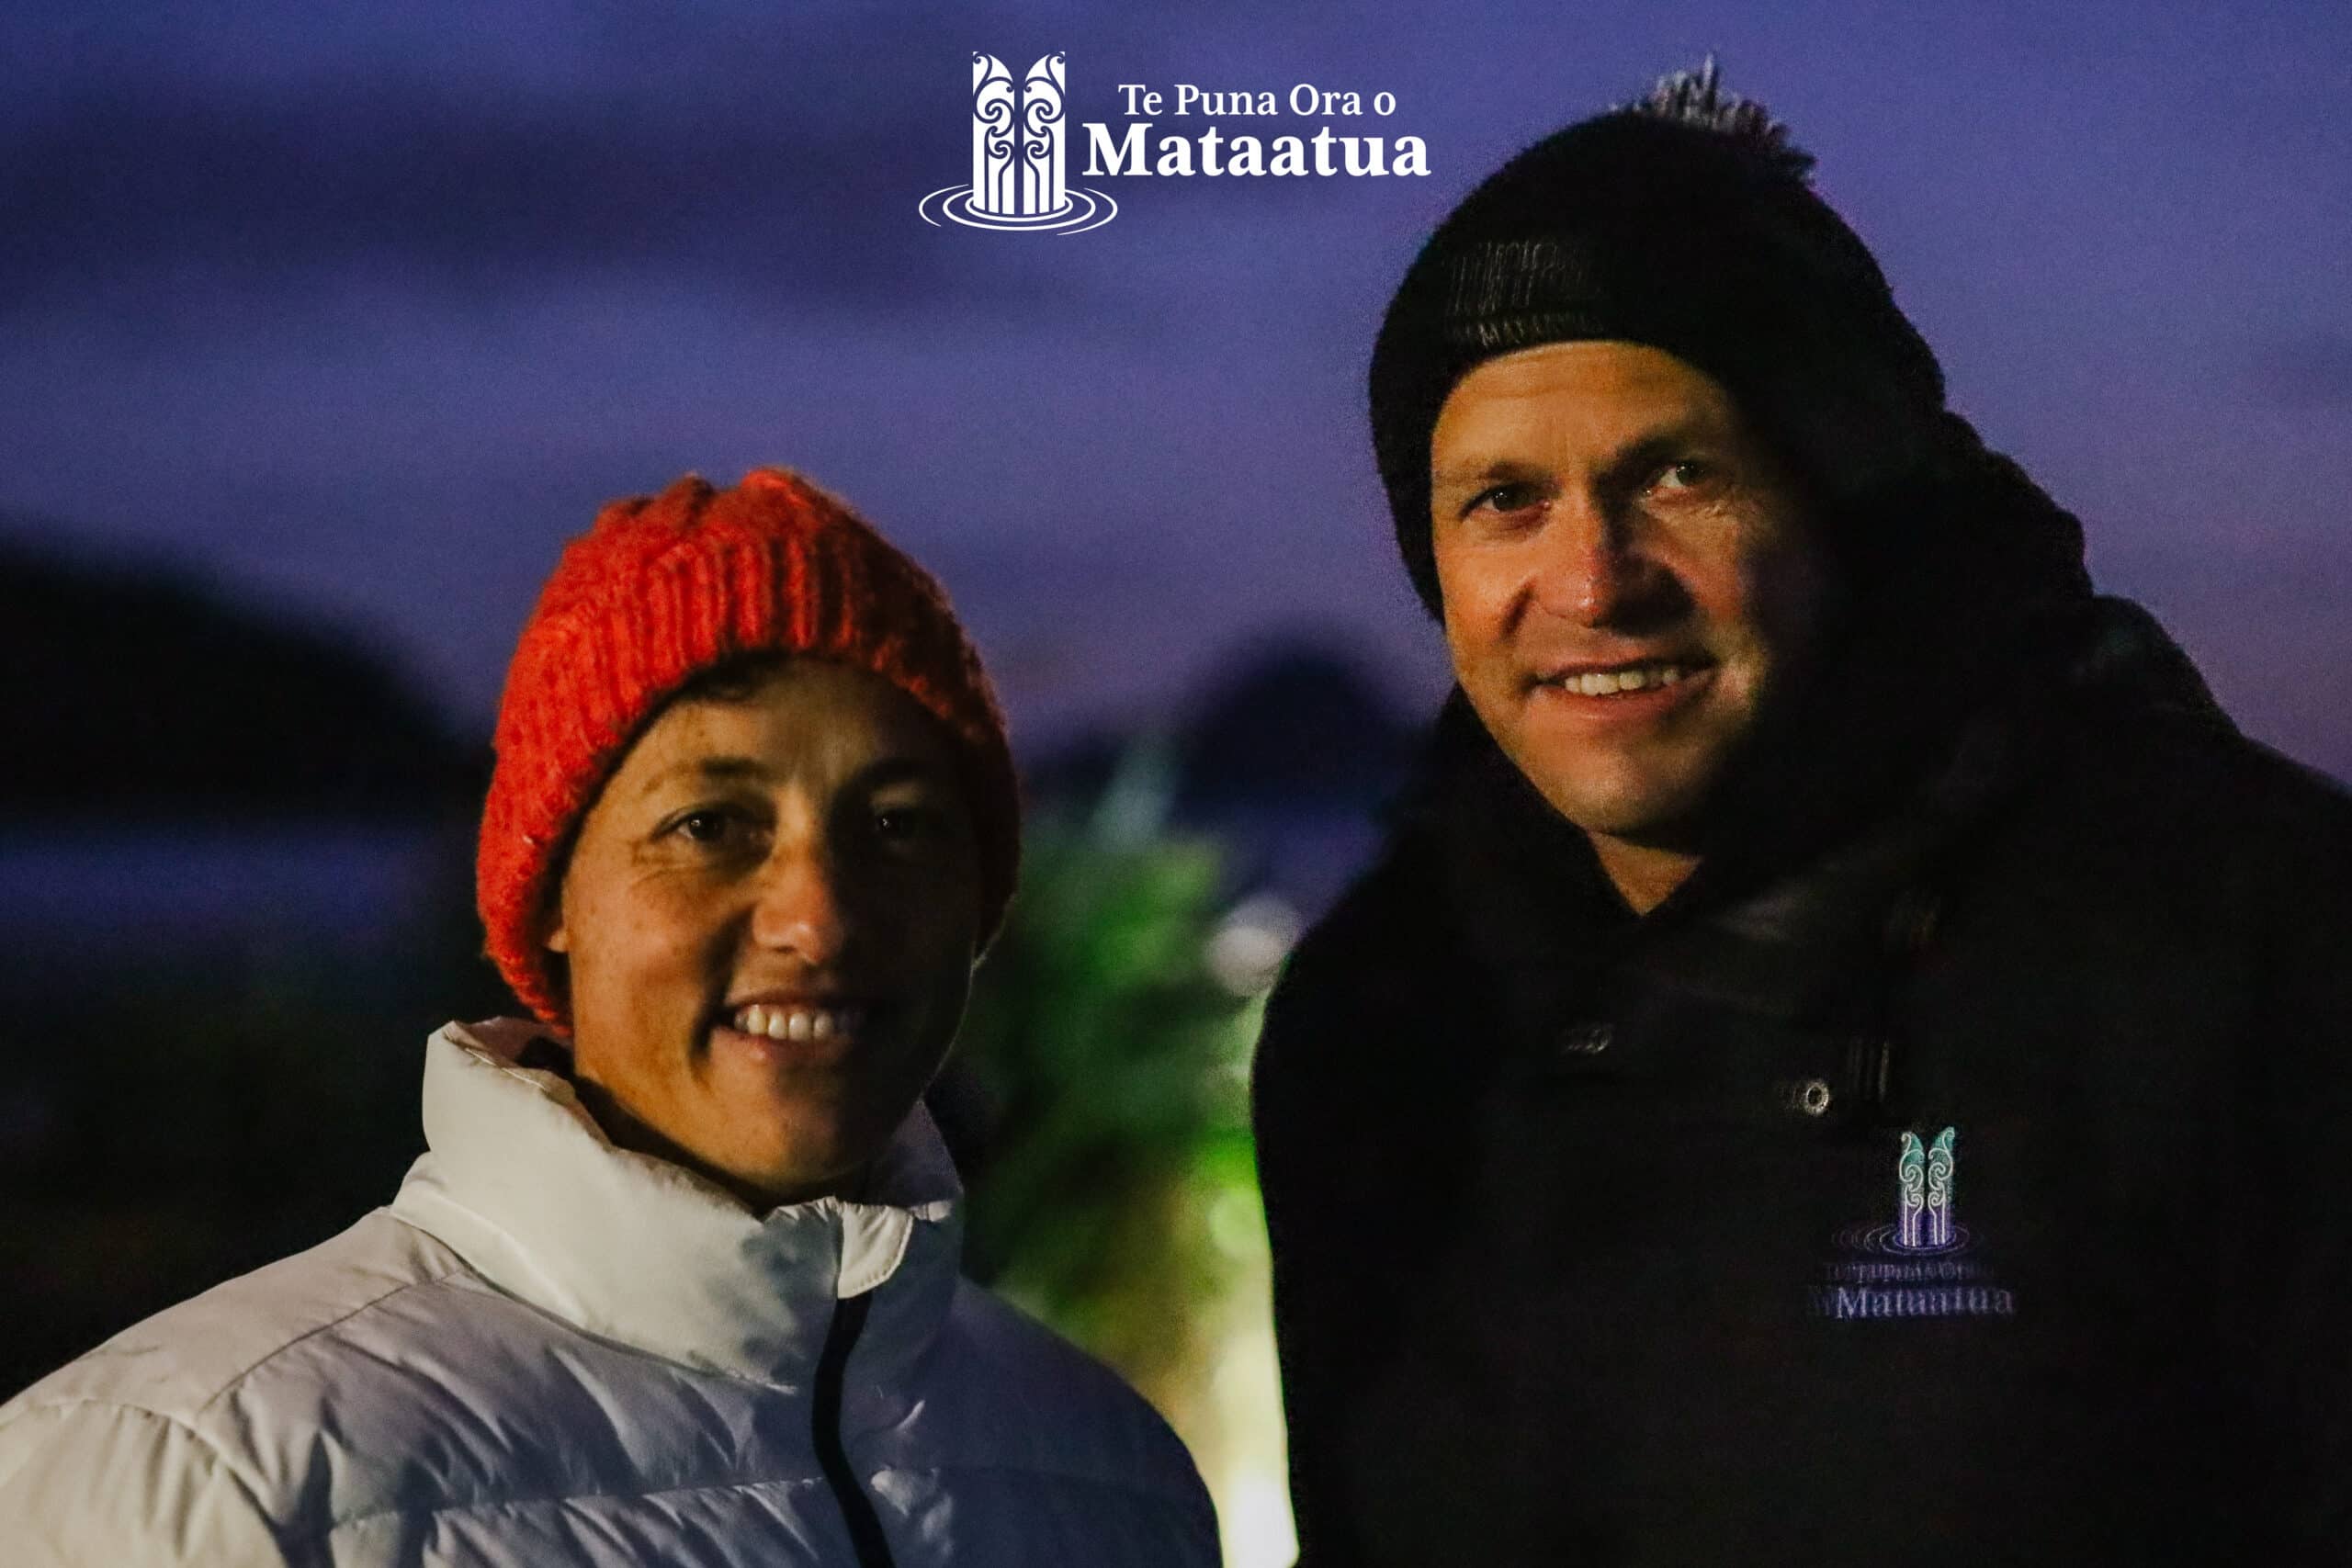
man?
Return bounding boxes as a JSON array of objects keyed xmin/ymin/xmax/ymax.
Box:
[{"xmin": 1251, "ymin": 62, "xmax": 2351, "ymax": 1565}]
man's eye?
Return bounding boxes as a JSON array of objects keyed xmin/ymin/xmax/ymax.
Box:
[
  {"xmin": 1466, "ymin": 481, "xmax": 1543, "ymax": 518},
  {"xmin": 1653, "ymin": 458, "xmax": 1711, "ymax": 492}
]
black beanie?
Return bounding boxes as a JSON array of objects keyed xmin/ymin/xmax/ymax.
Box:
[{"xmin": 1370, "ymin": 60, "xmax": 1961, "ymax": 619}]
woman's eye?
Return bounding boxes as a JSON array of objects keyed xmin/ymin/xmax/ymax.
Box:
[
  {"xmin": 670, "ymin": 808, "xmax": 740, "ymax": 844},
  {"xmin": 874, "ymin": 806, "xmax": 937, "ymax": 841}
]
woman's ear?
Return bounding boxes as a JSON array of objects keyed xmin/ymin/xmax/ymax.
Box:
[
  {"xmin": 543, "ymin": 885, "xmax": 571, "ymax": 953},
  {"xmin": 541, "ymin": 867, "xmax": 572, "ymax": 954}
]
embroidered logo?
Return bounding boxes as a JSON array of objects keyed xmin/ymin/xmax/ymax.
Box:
[
  {"xmin": 1895, "ymin": 1125, "xmax": 1955, "ymax": 1251},
  {"xmin": 1812, "ymin": 1124, "xmax": 2017, "ymax": 1320}
]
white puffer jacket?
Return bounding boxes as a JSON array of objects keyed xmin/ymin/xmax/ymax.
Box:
[{"xmin": 0, "ymin": 1020, "xmax": 1220, "ymax": 1566}]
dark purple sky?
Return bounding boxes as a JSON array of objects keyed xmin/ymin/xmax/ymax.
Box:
[{"xmin": 6, "ymin": 0, "xmax": 2348, "ymax": 773}]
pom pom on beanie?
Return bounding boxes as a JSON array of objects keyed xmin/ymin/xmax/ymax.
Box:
[{"xmin": 1368, "ymin": 58, "xmax": 1953, "ymax": 618}]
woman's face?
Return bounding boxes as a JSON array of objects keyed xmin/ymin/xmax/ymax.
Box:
[{"xmin": 546, "ymin": 657, "xmax": 982, "ymax": 1209}]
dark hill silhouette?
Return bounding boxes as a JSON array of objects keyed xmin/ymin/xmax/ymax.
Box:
[
  {"xmin": 1020, "ymin": 638, "xmax": 1418, "ymax": 818},
  {"xmin": 1174, "ymin": 638, "xmax": 1414, "ymax": 811},
  {"xmin": 1, "ymin": 530, "xmax": 482, "ymax": 815}
]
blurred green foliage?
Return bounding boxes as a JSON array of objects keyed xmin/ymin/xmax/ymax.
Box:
[{"xmin": 952, "ymin": 743, "xmax": 1267, "ymax": 1388}]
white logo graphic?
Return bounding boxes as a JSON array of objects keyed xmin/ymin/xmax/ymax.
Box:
[{"xmin": 919, "ymin": 52, "xmax": 1118, "ymax": 233}]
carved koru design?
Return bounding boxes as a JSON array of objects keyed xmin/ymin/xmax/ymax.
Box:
[
  {"xmin": 1924, "ymin": 1126, "xmax": 1956, "ymax": 1248},
  {"xmin": 1894, "ymin": 1125, "xmax": 1958, "ymax": 1251},
  {"xmin": 1020, "ymin": 53, "xmax": 1068, "ymax": 218},
  {"xmin": 970, "ymin": 54, "xmax": 1018, "ymax": 217},
  {"xmin": 970, "ymin": 52, "xmax": 1069, "ymax": 220},
  {"xmin": 1895, "ymin": 1130, "xmax": 1927, "ymax": 1250}
]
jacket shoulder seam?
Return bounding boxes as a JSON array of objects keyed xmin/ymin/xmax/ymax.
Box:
[
  {"xmin": 190, "ymin": 1235, "xmax": 470, "ymax": 1418},
  {"xmin": 2, "ymin": 1396, "xmax": 288, "ymax": 1559}
]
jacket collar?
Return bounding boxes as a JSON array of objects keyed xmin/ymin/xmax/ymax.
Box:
[
  {"xmin": 1419, "ymin": 595, "xmax": 2230, "ymax": 1032},
  {"xmin": 388, "ymin": 1018, "xmax": 962, "ymax": 1391}
]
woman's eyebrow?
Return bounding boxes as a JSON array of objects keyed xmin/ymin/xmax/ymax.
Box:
[
  {"xmin": 633, "ymin": 754, "xmax": 953, "ymax": 802},
  {"xmin": 633, "ymin": 756, "xmax": 773, "ymax": 800},
  {"xmin": 854, "ymin": 756, "xmax": 953, "ymax": 793}
]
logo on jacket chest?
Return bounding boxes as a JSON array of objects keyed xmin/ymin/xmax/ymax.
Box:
[{"xmin": 1810, "ymin": 1126, "xmax": 2018, "ymax": 1320}]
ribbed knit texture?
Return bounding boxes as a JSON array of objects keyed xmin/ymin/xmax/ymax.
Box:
[
  {"xmin": 478, "ymin": 468, "xmax": 1019, "ymax": 1027},
  {"xmin": 1368, "ymin": 90, "xmax": 1951, "ymax": 620}
]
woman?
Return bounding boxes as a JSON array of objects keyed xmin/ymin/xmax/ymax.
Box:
[{"xmin": 0, "ymin": 468, "xmax": 1220, "ymax": 1565}]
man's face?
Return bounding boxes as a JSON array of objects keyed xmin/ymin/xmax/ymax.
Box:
[
  {"xmin": 548, "ymin": 657, "xmax": 981, "ymax": 1208},
  {"xmin": 1430, "ymin": 340, "xmax": 1832, "ymax": 853}
]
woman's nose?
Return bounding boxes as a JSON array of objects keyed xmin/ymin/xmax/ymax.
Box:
[{"xmin": 746, "ymin": 849, "xmax": 849, "ymax": 967}]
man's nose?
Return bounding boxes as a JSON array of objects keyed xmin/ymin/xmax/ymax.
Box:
[
  {"xmin": 746, "ymin": 846, "xmax": 849, "ymax": 966},
  {"xmin": 1530, "ymin": 493, "xmax": 1668, "ymax": 627}
]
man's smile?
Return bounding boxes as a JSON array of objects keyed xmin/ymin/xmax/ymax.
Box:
[{"xmin": 1528, "ymin": 654, "xmax": 1715, "ymax": 698}]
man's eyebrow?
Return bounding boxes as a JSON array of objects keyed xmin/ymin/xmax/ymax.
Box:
[
  {"xmin": 1430, "ymin": 456, "xmax": 1551, "ymax": 490},
  {"xmin": 1431, "ymin": 417, "xmax": 1730, "ymax": 491},
  {"xmin": 1594, "ymin": 429, "xmax": 1708, "ymax": 490}
]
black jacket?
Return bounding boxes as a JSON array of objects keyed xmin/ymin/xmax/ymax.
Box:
[{"xmin": 1252, "ymin": 598, "xmax": 2352, "ymax": 1565}]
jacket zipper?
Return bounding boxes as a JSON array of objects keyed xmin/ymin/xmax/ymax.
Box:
[{"xmin": 812, "ymin": 1291, "xmax": 898, "ymax": 1568}]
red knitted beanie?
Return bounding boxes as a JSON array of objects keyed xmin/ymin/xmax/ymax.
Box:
[{"xmin": 478, "ymin": 468, "xmax": 1020, "ymax": 1028}]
